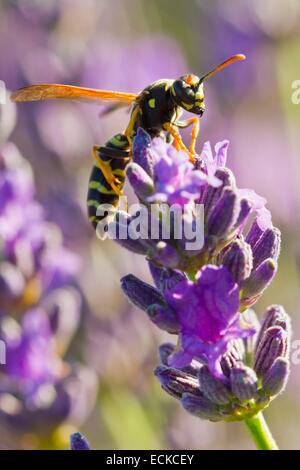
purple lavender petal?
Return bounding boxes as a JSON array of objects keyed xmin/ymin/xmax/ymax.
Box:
[
  {"xmin": 238, "ymin": 188, "xmax": 272, "ymax": 230},
  {"xmin": 146, "ymin": 137, "xmax": 211, "ymax": 206},
  {"xmin": 165, "ymin": 265, "xmax": 255, "ymax": 377},
  {"xmin": 214, "ymin": 140, "xmax": 229, "ymax": 167}
]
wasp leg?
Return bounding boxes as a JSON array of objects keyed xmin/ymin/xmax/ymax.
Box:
[
  {"xmin": 163, "ymin": 123, "xmax": 196, "ymax": 163},
  {"xmin": 92, "ymin": 146, "xmax": 123, "ymax": 196},
  {"xmin": 163, "ymin": 123, "xmax": 185, "ymax": 151},
  {"xmin": 124, "ymin": 105, "xmax": 141, "ymax": 144},
  {"xmin": 175, "ymin": 117, "xmax": 199, "ymax": 155}
]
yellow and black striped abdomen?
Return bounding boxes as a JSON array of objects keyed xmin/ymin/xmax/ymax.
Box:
[{"xmin": 87, "ymin": 133, "xmax": 130, "ymax": 229}]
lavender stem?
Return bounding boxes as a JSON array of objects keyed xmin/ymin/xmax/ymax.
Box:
[{"xmin": 244, "ymin": 412, "xmax": 278, "ymax": 450}]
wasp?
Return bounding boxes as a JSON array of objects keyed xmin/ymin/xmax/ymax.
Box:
[{"xmin": 11, "ymin": 54, "xmax": 245, "ymax": 230}]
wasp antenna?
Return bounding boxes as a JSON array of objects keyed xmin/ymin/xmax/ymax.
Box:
[{"xmin": 200, "ymin": 54, "xmax": 246, "ymax": 82}]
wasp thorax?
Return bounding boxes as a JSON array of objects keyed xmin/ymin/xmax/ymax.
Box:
[{"xmin": 171, "ymin": 75, "xmax": 205, "ymax": 116}]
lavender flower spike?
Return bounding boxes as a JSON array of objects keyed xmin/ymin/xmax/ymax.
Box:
[
  {"xmin": 0, "ymin": 141, "xmax": 97, "ymax": 431},
  {"xmin": 118, "ymin": 130, "xmax": 291, "ymax": 431}
]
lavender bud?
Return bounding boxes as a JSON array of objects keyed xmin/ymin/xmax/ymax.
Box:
[
  {"xmin": 252, "ymin": 227, "xmax": 281, "ymax": 268},
  {"xmin": 232, "ymin": 199, "xmax": 252, "ymax": 231},
  {"xmin": 230, "ymin": 364, "xmax": 258, "ymax": 401},
  {"xmin": 121, "ymin": 274, "xmax": 165, "ymax": 311},
  {"xmin": 147, "ymin": 304, "xmax": 179, "ymax": 333},
  {"xmin": 202, "ymin": 168, "xmax": 236, "ymax": 214},
  {"xmin": 221, "ymin": 239, "xmax": 253, "ymax": 283},
  {"xmin": 220, "ymin": 340, "xmax": 245, "ymax": 377},
  {"xmin": 108, "ymin": 214, "xmax": 148, "ymax": 254},
  {"xmin": 207, "ymin": 188, "xmax": 239, "ymax": 240},
  {"xmin": 70, "ymin": 432, "xmax": 90, "ymax": 450},
  {"xmin": 241, "ymin": 258, "xmax": 277, "ymax": 306},
  {"xmin": 246, "ymin": 219, "xmax": 264, "ymax": 248},
  {"xmin": 132, "ymin": 127, "xmax": 154, "ymax": 177},
  {"xmin": 262, "ymin": 357, "xmax": 290, "ymax": 397},
  {"xmin": 126, "ymin": 162, "xmax": 154, "ymax": 201},
  {"xmin": 149, "ymin": 261, "xmax": 187, "ymax": 292},
  {"xmin": 199, "ymin": 366, "xmax": 231, "ymax": 405},
  {"xmin": 155, "ymin": 366, "xmax": 200, "ymax": 399},
  {"xmin": 181, "ymin": 393, "xmax": 222, "ymax": 422},
  {"xmin": 220, "ymin": 354, "xmax": 236, "ymax": 377},
  {"xmin": 112, "ymin": 230, "xmax": 148, "ymax": 254},
  {"xmin": 254, "ymin": 326, "xmax": 287, "ymax": 377},
  {"xmin": 256, "ymin": 305, "xmax": 291, "ymax": 349}
]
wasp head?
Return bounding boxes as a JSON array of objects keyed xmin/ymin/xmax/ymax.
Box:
[
  {"xmin": 171, "ymin": 74, "xmax": 205, "ymax": 116},
  {"xmin": 170, "ymin": 55, "xmax": 246, "ymax": 117}
]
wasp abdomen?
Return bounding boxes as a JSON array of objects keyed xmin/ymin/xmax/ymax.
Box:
[{"xmin": 87, "ymin": 133, "xmax": 130, "ymax": 229}]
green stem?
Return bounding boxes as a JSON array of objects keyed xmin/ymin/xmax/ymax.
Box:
[{"xmin": 244, "ymin": 412, "xmax": 278, "ymax": 450}]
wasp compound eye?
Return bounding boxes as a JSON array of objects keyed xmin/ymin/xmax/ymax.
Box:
[
  {"xmin": 171, "ymin": 75, "xmax": 204, "ymax": 115},
  {"xmin": 172, "ymin": 77, "xmax": 196, "ymax": 104}
]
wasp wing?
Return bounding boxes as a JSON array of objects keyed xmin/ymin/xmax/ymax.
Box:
[
  {"xmin": 99, "ymin": 102, "xmax": 132, "ymax": 117},
  {"xmin": 11, "ymin": 84, "xmax": 138, "ymax": 104}
]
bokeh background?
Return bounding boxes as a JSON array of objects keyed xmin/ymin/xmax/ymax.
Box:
[{"xmin": 0, "ymin": 0, "xmax": 300, "ymax": 450}]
